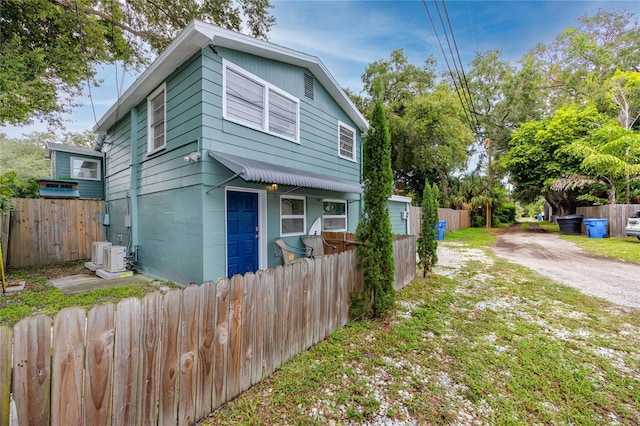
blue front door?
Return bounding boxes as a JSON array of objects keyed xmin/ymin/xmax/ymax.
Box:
[{"xmin": 227, "ymin": 191, "xmax": 259, "ymax": 278}]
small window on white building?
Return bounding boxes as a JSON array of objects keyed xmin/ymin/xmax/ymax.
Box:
[
  {"xmin": 322, "ymin": 200, "xmax": 347, "ymax": 231},
  {"xmin": 338, "ymin": 122, "xmax": 356, "ymax": 161},
  {"xmin": 281, "ymin": 196, "xmax": 306, "ymax": 236},
  {"xmin": 223, "ymin": 60, "xmax": 299, "ymax": 143},
  {"xmin": 147, "ymin": 84, "xmax": 166, "ymax": 153},
  {"xmin": 70, "ymin": 157, "xmax": 100, "ymax": 180}
]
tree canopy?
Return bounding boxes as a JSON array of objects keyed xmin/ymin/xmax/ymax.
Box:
[{"xmin": 0, "ymin": 0, "xmax": 275, "ymax": 126}]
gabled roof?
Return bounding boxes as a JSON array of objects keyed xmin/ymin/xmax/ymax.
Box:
[
  {"xmin": 44, "ymin": 142, "xmax": 104, "ymax": 159},
  {"xmin": 94, "ymin": 20, "xmax": 368, "ymax": 134}
]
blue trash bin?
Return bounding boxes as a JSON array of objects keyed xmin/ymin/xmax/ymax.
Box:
[
  {"xmin": 436, "ymin": 220, "xmax": 447, "ymax": 240},
  {"xmin": 583, "ymin": 218, "xmax": 608, "ymax": 238}
]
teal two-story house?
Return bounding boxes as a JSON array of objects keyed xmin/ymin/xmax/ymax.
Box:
[{"xmin": 94, "ymin": 21, "xmax": 367, "ymax": 285}]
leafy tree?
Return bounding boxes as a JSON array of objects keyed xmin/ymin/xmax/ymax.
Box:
[
  {"xmin": 0, "ymin": 0, "xmax": 275, "ymax": 126},
  {"xmin": 0, "ymin": 133, "xmax": 51, "ymax": 179},
  {"xmin": 560, "ymin": 124, "xmax": 640, "ymax": 204},
  {"xmin": 356, "ymin": 80, "xmax": 395, "ymax": 319},
  {"xmin": 0, "ymin": 171, "xmax": 40, "ymax": 210},
  {"xmin": 466, "ymin": 50, "xmax": 545, "ymax": 172},
  {"xmin": 502, "ymin": 105, "xmax": 612, "ymax": 214},
  {"xmin": 397, "ymin": 84, "xmax": 474, "ymax": 199},
  {"xmin": 529, "ymin": 9, "xmax": 639, "ymax": 111},
  {"xmin": 349, "ymin": 50, "xmax": 445, "ymax": 197},
  {"xmin": 417, "ymin": 182, "xmax": 438, "ymax": 277},
  {"xmin": 607, "ymin": 71, "xmax": 640, "ymax": 130}
]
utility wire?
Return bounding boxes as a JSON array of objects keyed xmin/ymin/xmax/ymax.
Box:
[
  {"xmin": 421, "ymin": 0, "xmax": 483, "ymax": 137},
  {"xmin": 437, "ymin": 0, "xmax": 481, "ymax": 133}
]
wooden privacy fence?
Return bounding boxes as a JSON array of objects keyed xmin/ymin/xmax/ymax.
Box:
[
  {"xmin": 0, "ymin": 236, "xmax": 416, "ymax": 426},
  {"xmin": 6, "ymin": 198, "xmax": 106, "ymax": 268},
  {"xmin": 576, "ymin": 204, "xmax": 640, "ymax": 238},
  {"xmin": 408, "ymin": 207, "xmax": 471, "ymax": 236}
]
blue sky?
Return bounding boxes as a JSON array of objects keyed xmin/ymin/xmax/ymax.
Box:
[{"xmin": 2, "ymin": 0, "xmax": 638, "ymax": 139}]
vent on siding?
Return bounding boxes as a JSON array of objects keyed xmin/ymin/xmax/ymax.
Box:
[{"xmin": 304, "ymin": 73, "xmax": 314, "ymax": 100}]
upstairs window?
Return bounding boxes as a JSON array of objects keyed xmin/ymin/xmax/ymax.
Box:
[
  {"xmin": 338, "ymin": 122, "xmax": 356, "ymax": 161},
  {"xmin": 147, "ymin": 85, "xmax": 166, "ymax": 153},
  {"xmin": 70, "ymin": 157, "xmax": 100, "ymax": 180},
  {"xmin": 322, "ymin": 200, "xmax": 347, "ymax": 231},
  {"xmin": 280, "ymin": 196, "xmax": 306, "ymax": 236},
  {"xmin": 223, "ymin": 60, "xmax": 299, "ymax": 143}
]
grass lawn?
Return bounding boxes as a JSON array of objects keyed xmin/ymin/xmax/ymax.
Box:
[
  {"xmin": 201, "ymin": 227, "xmax": 640, "ymax": 425},
  {"xmin": 0, "ymin": 260, "xmax": 174, "ymax": 326}
]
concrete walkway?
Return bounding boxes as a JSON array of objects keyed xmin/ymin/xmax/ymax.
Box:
[{"xmin": 49, "ymin": 273, "xmax": 154, "ymax": 294}]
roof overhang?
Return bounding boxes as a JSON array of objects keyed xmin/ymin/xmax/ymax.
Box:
[
  {"xmin": 44, "ymin": 142, "xmax": 104, "ymax": 159},
  {"xmin": 94, "ymin": 20, "xmax": 368, "ymax": 135},
  {"xmin": 210, "ymin": 151, "xmax": 363, "ymax": 194}
]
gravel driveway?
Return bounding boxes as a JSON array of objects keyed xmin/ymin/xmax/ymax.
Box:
[{"xmin": 491, "ymin": 224, "xmax": 640, "ymax": 309}]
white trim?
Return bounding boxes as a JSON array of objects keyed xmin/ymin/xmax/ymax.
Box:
[
  {"xmin": 280, "ymin": 195, "xmax": 306, "ymax": 236},
  {"xmin": 146, "ymin": 83, "xmax": 166, "ymax": 154},
  {"xmin": 337, "ymin": 121, "xmax": 356, "ymax": 162},
  {"xmin": 224, "ymin": 186, "xmax": 268, "ymax": 272},
  {"xmin": 388, "ymin": 194, "xmax": 412, "ymax": 203},
  {"xmin": 222, "ymin": 59, "xmax": 300, "ymax": 144},
  {"xmin": 69, "ymin": 156, "xmax": 101, "ymax": 181},
  {"xmin": 322, "ymin": 199, "xmax": 347, "ymax": 232}
]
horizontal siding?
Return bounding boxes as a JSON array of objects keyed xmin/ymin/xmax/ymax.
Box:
[
  {"xmin": 202, "ymin": 48, "xmax": 361, "ymax": 184},
  {"xmin": 104, "ymin": 115, "xmax": 132, "ymax": 200},
  {"xmin": 388, "ymin": 200, "xmax": 409, "ymax": 235}
]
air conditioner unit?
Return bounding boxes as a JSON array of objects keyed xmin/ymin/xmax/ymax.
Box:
[
  {"xmin": 401, "ymin": 210, "xmax": 409, "ymax": 220},
  {"xmin": 103, "ymin": 245, "xmax": 126, "ymax": 273},
  {"xmin": 91, "ymin": 241, "xmax": 112, "ymax": 265}
]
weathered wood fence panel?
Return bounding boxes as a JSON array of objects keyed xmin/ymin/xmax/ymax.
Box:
[
  {"xmin": 2, "ymin": 237, "xmax": 415, "ymax": 426},
  {"xmin": 0, "ymin": 326, "xmax": 11, "ymax": 426},
  {"xmin": 408, "ymin": 206, "xmax": 471, "ymax": 235},
  {"xmin": 576, "ymin": 204, "xmax": 640, "ymax": 238},
  {"xmin": 6, "ymin": 198, "xmax": 105, "ymax": 268}
]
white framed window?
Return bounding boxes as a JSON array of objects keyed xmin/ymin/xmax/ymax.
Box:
[
  {"xmin": 70, "ymin": 157, "xmax": 100, "ymax": 180},
  {"xmin": 147, "ymin": 84, "xmax": 166, "ymax": 154},
  {"xmin": 322, "ymin": 199, "xmax": 347, "ymax": 231},
  {"xmin": 280, "ymin": 195, "xmax": 306, "ymax": 236},
  {"xmin": 223, "ymin": 60, "xmax": 299, "ymax": 143},
  {"xmin": 338, "ymin": 121, "xmax": 356, "ymax": 161}
]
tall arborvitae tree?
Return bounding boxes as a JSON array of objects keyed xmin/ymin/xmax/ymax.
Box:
[
  {"xmin": 417, "ymin": 182, "xmax": 439, "ymax": 276},
  {"xmin": 356, "ymin": 79, "xmax": 395, "ymax": 318}
]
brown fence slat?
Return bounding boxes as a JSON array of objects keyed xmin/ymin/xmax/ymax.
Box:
[
  {"xmin": 84, "ymin": 304, "xmax": 115, "ymax": 426},
  {"xmin": 179, "ymin": 284, "xmax": 200, "ymax": 426},
  {"xmin": 273, "ymin": 266, "xmax": 285, "ymax": 368},
  {"xmin": 138, "ymin": 292, "xmax": 162, "ymax": 425},
  {"xmin": 51, "ymin": 307, "xmax": 86, "ymax": 426},
  {"xmin": 227, "ymin": 274, "xmax": 243, "ymax": 401},
  {"xmin": 159, "ymin": 289, "xmax": 182, "ymax": 425},
  {"xmin": 13, "ymin": 315, "xmax": 52, "ymax": 426},
  {"xmin": 240, "ymin": 273, "xmax": 254, "ymax": 393},
  {"xmin": 311, "ymin": 257, "xmax": 323, "ymax": 345},
  {"xmin": 251, "ymin": 271, "xmax": 265, "ymax": 386},
  {"xmin": 112, "ymin": 298, "xmax": 142, "ymax": 425},
  {"xmin": 213, "ymin": 278, "xmax": 230, "ymax": 409},
  {"xmin": 262, "ymin": 269, "xmax": 276, "ymax": 377},
  {"xmin": 0, "ymin": 326, "xmax": 12, "ymax": 426},
  {"xmin": 196, "ymin": 280, "xmax": 216, "ymax": 418},
  {"xmin": 302, "ymin": 260, "xmax": 313, "ymax": 351}
]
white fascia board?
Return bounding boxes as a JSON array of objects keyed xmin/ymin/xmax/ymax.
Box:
[
  {"xmin": 94, "ymin": 20, "xmax": 368, "ymax": 134},
  {"xmin": 388, "ymin": 195, "xmax": 412, "ymax": 203}
]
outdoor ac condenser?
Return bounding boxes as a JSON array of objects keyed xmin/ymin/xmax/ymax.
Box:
[
  {"xmin": 91, "ymin": 241, "xmax": 112, "ymax": 265},
  {"xmin": 102, "ymin": 245, "xmax": 126, "ymax": 273}
]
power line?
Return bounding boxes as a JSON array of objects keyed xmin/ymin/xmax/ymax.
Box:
[{"xmin": 421, "ymin": 0, "xmax": 481, "ymax": 137}]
